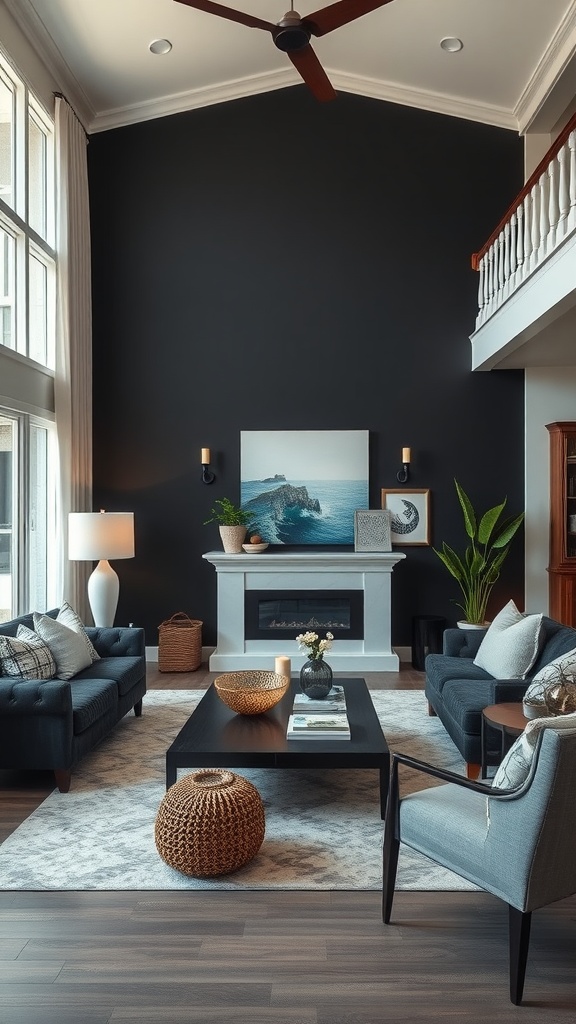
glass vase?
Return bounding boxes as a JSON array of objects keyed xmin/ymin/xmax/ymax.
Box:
[{"xmin": 299, "ymin": 657, "xmax": 333, "ymax": 699}]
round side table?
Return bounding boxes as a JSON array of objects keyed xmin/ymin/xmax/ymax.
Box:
[{"xmin": 481, "ymin": 703, "xmax": 527, "ymax": 778}]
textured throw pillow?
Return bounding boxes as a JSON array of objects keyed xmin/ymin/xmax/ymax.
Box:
[
  {"xmin": 0, "ymin": 625, "xmax": 56, "ymax": 680},
  {"xmin": 492, "ymin": 710, "xmax": 576, "ymax": 789},
  {"xmin": 473, "ymin": 599, "xmax": 543, "ymax": 679},
  {"xmin": 57, "ymin": 601, "xmax": 100, "ymax": 662},
  {"xmin": 32, "ymin": 612, "xmax": 92, "ymax": 680},
  {"xmin": 523, "ymin": 646, "xmax": 576, "ymax": 711}
]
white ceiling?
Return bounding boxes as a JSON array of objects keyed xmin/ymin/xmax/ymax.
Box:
[{"xmin": 5, "ymin": 0, "xmax": 576, "ymax": 134}]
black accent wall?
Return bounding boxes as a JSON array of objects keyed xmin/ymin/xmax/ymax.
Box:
[{"xmin": 88, "ymin": 86, "xmax": 525, "ymax": 647}]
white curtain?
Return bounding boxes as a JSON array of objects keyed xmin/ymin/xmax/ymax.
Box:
[{"xmin": 54, "ymin": 96, "xmax": 93, "ymax": 621}]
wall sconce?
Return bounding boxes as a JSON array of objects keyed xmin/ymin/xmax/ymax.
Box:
[
  {"xmin": 396, "ymin": 447, "xmax": 411, "ymax": 484},
  {"xmin": 201, "ymin": 448, "xmax": 215, "ymax": 485}
]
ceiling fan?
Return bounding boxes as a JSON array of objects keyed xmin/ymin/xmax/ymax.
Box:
[{"xmin": 174, "ymin": 0, "xmax": 397, "ymax": 101}]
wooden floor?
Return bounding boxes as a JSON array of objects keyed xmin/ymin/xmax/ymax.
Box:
[{"xmin": 1, "ymin": 663, "xmax": 575, "ymax": 1021}]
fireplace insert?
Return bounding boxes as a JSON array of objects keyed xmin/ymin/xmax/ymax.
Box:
[{"xmin": 245, "ymin": 590, "xmax": 364, "ymax": 641}]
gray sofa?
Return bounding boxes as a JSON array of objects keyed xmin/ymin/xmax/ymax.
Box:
[
  {"xmin": 425, "ymin": 616, "xmax": 576, "ymax": 776},
  {"xmin": 0, "ymin": 609, "xmax": 146, "ymax": 792}
]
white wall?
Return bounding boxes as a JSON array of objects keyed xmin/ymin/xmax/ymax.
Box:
[
  {"xmin": 525, "ymin": 367, "xmax": 576, "ymax": 613},
  {"xmin": 0, "ymin": 3, "xmax": 59, "ymax": 112}
]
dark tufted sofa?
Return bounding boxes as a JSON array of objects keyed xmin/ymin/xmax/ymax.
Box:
[
  {"xmin": 425, "ymin": 617, "xmax": 576, "ymax": 778},
  {"xmin": 0, "ymin": 609, "xmax": 146, "ymax": 792}
]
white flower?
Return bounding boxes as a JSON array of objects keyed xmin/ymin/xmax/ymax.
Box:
[{"xmin": 296, "ymin": 630, "xmax": 334, "ymax": 660}]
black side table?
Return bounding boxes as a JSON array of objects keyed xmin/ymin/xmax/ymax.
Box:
[
  {"xmin": 411, "ymin": 614, "xmax": 446, "ymax": 670},
  {"xmin": 481, "ymin": 703, "xmax": 527, "ymax": 778}
]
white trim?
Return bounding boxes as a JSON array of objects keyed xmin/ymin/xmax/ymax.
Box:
[{"xmin": 515, "ymin": 2, "xmax": 576, "ymax": 133}]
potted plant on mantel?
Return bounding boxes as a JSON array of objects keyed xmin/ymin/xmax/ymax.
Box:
[
  {"xmin": 204, "ymin": 497, "xmax": 255, "ymax": 553},
  {"xmin": 433, "ymin": 479, "xmax": 525, "ymax": 628}
]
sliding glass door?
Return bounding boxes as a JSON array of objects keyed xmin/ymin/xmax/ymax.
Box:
[{"xmin": 0, "ymin": 410, "xmax": 56, "ymax": 622}]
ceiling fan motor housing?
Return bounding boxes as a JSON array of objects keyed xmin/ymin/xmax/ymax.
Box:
[{"xmin": 273, "ymin": 11, "xmax": 311, "ymax": 52}]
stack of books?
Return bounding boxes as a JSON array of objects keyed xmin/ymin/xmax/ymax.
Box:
[{"xmin": 286, "ymin": 684, "xmax": 351, "ymax": 740}]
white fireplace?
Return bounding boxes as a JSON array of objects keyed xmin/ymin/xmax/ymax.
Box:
[{"xmin": 203, "ymin": 549, "xmax": 406, "ymax": 671}]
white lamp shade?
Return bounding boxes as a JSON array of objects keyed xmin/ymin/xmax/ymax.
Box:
[{"xmin": 68, "ymin": 512, "xmax": 135, "ymax": 561}]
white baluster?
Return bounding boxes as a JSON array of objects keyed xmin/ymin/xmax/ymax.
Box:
[
  {"xmin": 568, "ymin": 130, "xmax": 576, "ymax": 233},
  {"xmin": 508, "ymin": 211, "xmax": 518, "ymax": 294},
  {"xmin": 530, "ymin": 183, "xmax": 540, "ymax": 274},
  {"xmin": 496, "ymin": 233, "xmax": 505, "ymax": 311},
  {"xmin": 538, "ymin": 171, "xmax": 549, "ymax": 261},
  {"xmin": 502, "ymin": 220, "xmax": 511, "ymax": 300},
  {"xmin": 557, "ymin": 142, "xmax": 570, "ymax": 239},
  {"xmin": 522, "ymin": 192, "xmax": 532, "ymax": 283},
  {"xmin": 476, "ymin": 256, "xmax": 485, "ymax": 327},
  {"xmin": 547, "ymin": 158, "xmax": 559, "ymax": 251},
  {"xmin": 515, "ymin": 204, "xmax": 525, "ymax": 287},
  {"xmin": 486, "ymin": 244, "xmax": 495, "ymax": 318}
]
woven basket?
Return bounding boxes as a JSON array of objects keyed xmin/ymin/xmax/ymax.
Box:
[
  {"xmin": 158, "ymin": 612, "xmax": 203, "ymax": 672},
  {"xmin": 154, "ymin": 769, "xmax": 265, "ymax": 877}
]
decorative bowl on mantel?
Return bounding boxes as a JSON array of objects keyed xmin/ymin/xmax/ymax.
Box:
[
  {"xmin": 241, "ymin": 542, "xmax": 269, "ymax": 553},
  {"xmin": 214, "ymin": 670, "xmax": 289, "ymax": 715}
]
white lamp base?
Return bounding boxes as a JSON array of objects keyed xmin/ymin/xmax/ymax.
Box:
[{"xmin": 87, "ymin": 559, "xmax": 120, "ymax": 627}]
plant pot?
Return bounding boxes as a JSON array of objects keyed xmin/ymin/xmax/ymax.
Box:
[
  {"xmin": 219, "ymin": 525, "xmax": 247, "ymax": 553},
  {"xmin": 456, "ymin": 621, "xmax": 490, "ymax": 630}
]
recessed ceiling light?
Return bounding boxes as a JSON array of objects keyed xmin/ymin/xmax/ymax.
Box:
[
  {"xmin": 149, "ymin": 39, "xmax": 172, "ymax": 55},
  {"xmin": 440, "ymin": 37, "xmax": 463, "ymax": 53}
]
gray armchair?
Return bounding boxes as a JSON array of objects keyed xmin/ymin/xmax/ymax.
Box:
[{"xmin": 382, "ymin": 727, "xmax": 576, "ymax": 1004}]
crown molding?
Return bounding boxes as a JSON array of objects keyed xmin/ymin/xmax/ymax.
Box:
[
  {"xmin": 515, "ymin": 1, "xmax": 576, "ymax": 133},
  {"xmin": 3, "ymin": 0, "xmax": 95, "ymax": 130},
  {"xmin": 89, "ymin": 67, "xmax": 300, "ymax": 133},
  {"xmin": 91, "ymin": 66, "xmax": 517, "ymax": 134}
]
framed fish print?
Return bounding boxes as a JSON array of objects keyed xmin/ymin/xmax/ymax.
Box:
[{"xmin": 381, "ymin": 488, "xmax": 430, "ymax": 546}]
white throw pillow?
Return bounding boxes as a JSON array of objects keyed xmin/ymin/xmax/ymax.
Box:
[
  {"xmin": 0, "ymin": 625, "xmax": 56, "ymax": 680},
  {"xmin": 57, "ymin": 601, "xmax": 100, "ymax": 662},
  {"xmin": 492, "ymin": 710, "xmax": 576, "ymax": 789},
  {"xmin": 473, "ymin": 599, "xmax": 543, "ymax": 679},
  {"xmin": 523, "ymin": 646, "xmax": 576, "ymax": 709},
  {"xmin": 32, "ymin": 612, "xmax": 92, "ymax": 680}
]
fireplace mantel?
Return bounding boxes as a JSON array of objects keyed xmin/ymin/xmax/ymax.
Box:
[{"xmin": 203, "ymin": 549, "xmax": 406, "ymax": 672}]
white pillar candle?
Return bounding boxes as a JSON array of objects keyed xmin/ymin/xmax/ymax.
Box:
[
  {"xmin": 201, "ymin": 448, "xmax": 211, "ymax": 464},
  {"xmin": 275, "ymin": 656, "xmax": 291, "ymax": 679},
  {"xmin": 402, "ymin": 447, "xmax": 411, "ymax": 464}
]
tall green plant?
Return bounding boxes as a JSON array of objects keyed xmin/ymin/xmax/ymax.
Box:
[{"xmin": 434, "ymin": 479, "xmax": 525, "ymax": 625}]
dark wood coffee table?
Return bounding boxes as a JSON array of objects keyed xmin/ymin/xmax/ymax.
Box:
[{"xmin": 165, "ymin": 677, "xmax": 390, "ymax": 817}]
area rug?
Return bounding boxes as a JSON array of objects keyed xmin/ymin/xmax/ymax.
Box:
[{"xmin": 0, "ymin": 689, "xmax": 479, "ymax": 892}]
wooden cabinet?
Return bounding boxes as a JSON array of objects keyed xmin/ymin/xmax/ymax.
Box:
[{"xmin": 547, "ymin": 422, "xmax": 576, "ymax": 627}]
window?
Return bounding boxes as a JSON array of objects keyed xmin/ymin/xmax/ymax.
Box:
[
  {"xmin": 0, "ymin": 49, "xmax": 57, "ymax": 621},
  {"xmin": 0, "ymin": 52, "xmax": 55, "ymax": 368}
]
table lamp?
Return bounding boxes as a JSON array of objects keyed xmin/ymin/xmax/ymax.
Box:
[{"xmin": 68, "ymin": 510, "xmax": 135, "ymax": 627}]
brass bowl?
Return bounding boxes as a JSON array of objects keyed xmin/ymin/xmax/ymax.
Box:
[{"xmin": 214, "ymin": 670, "xmax": 289, "ymax": 715}]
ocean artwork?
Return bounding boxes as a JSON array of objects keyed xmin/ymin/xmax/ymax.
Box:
[{"xmin": 240, "ymin": 430, "xmax": 369, "ymax": 545}]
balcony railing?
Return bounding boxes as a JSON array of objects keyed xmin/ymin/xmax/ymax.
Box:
[{"xmin": 471, "ymin": 111, "xmax": 576, "ymax": 329}]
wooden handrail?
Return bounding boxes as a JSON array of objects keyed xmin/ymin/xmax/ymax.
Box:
[{"xmin": 471, "ymin": 108, "xmax": 576, "ymax": 270}]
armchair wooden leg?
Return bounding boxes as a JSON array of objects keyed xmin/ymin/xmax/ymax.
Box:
[
  {"xmin": 509, "ymin": 905, "xmax": 531, "ymax": 1005},
  {"xmin": 466, "ymin": 763, "xmax": 481, "ymax": 780},
  {"xmin": 427, "ymin": 702, "xmax": 437, "ymax": 716},
  {"xmin": 54, "ymin": 769, "xmax": 71, "ymax": 793},
  {"xmin": 134, "ymin": 699, "xmax": 143, "ymax": 717}
]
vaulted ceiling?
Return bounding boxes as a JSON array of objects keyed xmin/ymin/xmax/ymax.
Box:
[{"xmin": 5, "ymin": 0, "xmax": 576, "ymax": 134}]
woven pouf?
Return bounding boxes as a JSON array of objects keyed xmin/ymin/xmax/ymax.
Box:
[{"xmin": 154, "ymin": 769, "xmax": 265, "ymax": 877}]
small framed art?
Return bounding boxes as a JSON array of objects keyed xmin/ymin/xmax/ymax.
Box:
[
  {"xmin": 381, "ymin": 489, "xmax": 431, "ymax": 546},
  {"xmin": 354, "ymin": 509, "xmax": 392, "ymax": 552}
]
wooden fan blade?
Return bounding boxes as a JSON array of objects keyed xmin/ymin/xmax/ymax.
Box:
[
  {"xmin": 288, "ymin": 45, "xmax": 337, "ymax": 102},
  {"xmin": 304, "ymin": 0, "xmax": 396, "ymax": 38},
  {"xmin": 174, "ymin": 0, "xmax": 276, "ymax": 34}
]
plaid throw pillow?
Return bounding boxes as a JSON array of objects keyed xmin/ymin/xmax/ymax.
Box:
[{"xmin": 0, "ymin": 625, "xmax": 56, "ymax": 680}]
